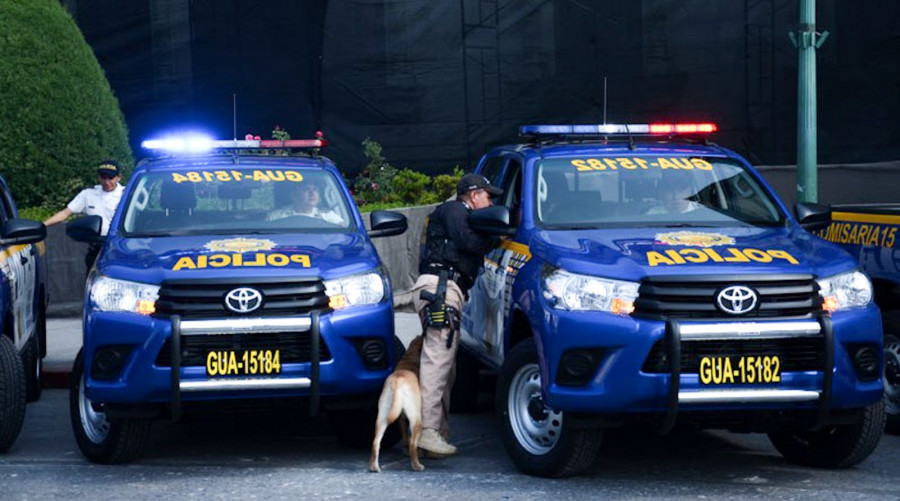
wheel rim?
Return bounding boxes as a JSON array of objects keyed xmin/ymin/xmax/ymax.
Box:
[
  {"xmin": 507, "ymin": 362, "xmax": 562, "ymax": 455},
  {"xmin": 884, "ymin": 337, "xmax": 900, "ymax": 414},
  {"xmin": 79, "ymin": 374, "xmax": 110, "ymax": 443}
]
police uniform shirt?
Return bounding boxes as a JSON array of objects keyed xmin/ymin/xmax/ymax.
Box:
[{"xmin": 67, "ymin": 184, "xmax": 124, "ymax": 235}]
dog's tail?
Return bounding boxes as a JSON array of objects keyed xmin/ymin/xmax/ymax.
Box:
[{"xmin": 385, "ymin": 377, "xmax": 405, "ymax": 423}]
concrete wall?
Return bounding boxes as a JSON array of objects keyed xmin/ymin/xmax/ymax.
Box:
[{"xmin": 45, "ymin": 161, "xmax": 900, "ymax": 317}]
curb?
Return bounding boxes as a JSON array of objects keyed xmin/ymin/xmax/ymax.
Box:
[{"xmin": 43, "ymin": 368, "xmax": 71, "ymax": 390}]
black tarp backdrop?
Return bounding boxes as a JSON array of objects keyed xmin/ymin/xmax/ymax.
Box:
[{"xmin": 67, "ymin": 0, "xmax": 899, "ymax": 178}]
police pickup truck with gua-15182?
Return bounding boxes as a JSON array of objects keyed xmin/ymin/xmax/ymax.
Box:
[
  {"xmin": 453, "ymin": 123, "xmax": 885, "ymax": 477},
  {"xmin": 65, "ymin": 134, "xmax": 408, "ymax": 463}
]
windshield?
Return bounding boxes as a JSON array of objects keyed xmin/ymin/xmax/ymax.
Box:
[
  {"xmin": 121, "ymin": 167, "xmax": 353, "ymax": 236},
  {"xmin": 535, "ymin": 156, "xmax": 784, "ymax": 228}
]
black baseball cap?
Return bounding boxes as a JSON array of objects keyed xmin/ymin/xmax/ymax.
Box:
[
  {"xmin": 457, "ymin": 173, "xmax": 503, "ymax": 196},
  {"xmin": 97, "ymin": 160, "xmax": 121, "ymax": 177}
]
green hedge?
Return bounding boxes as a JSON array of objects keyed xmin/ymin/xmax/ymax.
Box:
[{"xmin": 0, "ymin": 0, "xmax": 133, "ymax": 212}]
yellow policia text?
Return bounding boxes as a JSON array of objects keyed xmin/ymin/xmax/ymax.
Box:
[
  {"xmin": 571, "ymin": 157, "xmax": 714, "ymax": 172},
  {"xmin": 171, "ymin": 170, "xmax": 303, "ymax": 183},
  {"xmin": 646, "ymin": 247, "xmax": 798, "ymax": 267},
  {"xmin": 172, "ymin": 253, "xmax": 311, "ymax": 271},
  {"xmin": 818, "ymin": 221, "xmax": 897, "ymax": 248}
]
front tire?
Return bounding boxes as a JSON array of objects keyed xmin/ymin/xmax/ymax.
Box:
[
  {"xmin": 883, "ymin": 333, "xmax": 900, "ymax": 434},
  {"xmin": 328, "ymin": 404, "xmax": 401, "ymax": 450},
  {"xmin": 0, "ymin": 335, "xmax": 26, "ymax": 453},
  {"xmin": 69, "ymin": 350, "xmax": 152, "ymax": 464},
  {"xmin": 496, "ymin": 340, "xmax": 602, "ymax": 478},
  {"xmin": 768, "ymin": 401, "xmax": 885, "ymax": 468}
]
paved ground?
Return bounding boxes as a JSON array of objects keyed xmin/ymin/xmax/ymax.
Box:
[
  {"xmin": 43, "ymin": 313, "xmax": 423, "ymax": 389},
  {"xmin": 13, "ymin": 314, "xmax": 899, "ymax": 499}
]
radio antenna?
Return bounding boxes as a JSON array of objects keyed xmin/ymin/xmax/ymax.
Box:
[
  {"xmin": 603, "ymin": 77, "xmax": 607, "ymax": 125},
  {"xmin": 232, "ymin": 93, "xmax": 237, "ymax": 140}
]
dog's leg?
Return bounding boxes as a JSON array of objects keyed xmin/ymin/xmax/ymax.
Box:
[
  {"xmin": 369, "ymin": 380, "xmax": 395, "ymax": 472},
  {"xmin": 403, "ymin": 386, "xmax": 425, "ymax": 471}
]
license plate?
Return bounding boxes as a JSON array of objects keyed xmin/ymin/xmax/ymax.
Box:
[
  {"xmin": 206, "ymin": 349, "xmax": 282, "ymax": 376},
  {"xmin": 699, "ymin": 355, "xmax": 781, "ymax": 385}
]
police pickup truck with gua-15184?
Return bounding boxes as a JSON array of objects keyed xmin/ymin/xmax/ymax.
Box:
[
  {"xmin": 65, "ymin": 134, "xmax": 408, "ymax": 463},
  {"xmin": 453, "ymin": 123, "xmax": 885, "ymax": 477}
]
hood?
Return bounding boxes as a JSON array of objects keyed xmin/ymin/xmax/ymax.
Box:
[
  {"xmin": 97, "ymin": 233, "xmax": 380, "ymax": 284},
  {"xmin": 530, "ymin": 226, "xmax": 857, "ymax": 281}
]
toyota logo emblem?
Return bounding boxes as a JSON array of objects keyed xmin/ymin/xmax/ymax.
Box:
[
  {"xmin": 224, "ymin": 287, "xmax": 262, "ymax": 314},
  {"xmin": 716, "ymin": 285, "xmax": 758, "ymax": 315}
]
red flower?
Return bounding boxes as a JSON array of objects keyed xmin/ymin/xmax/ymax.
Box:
[{"xmin": 372, "ymin": 182, "xmax": 379, "ymax": 190}]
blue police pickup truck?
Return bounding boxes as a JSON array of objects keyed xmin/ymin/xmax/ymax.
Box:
[
  {"xmin": 456, "ymin": 124, "xmax": 885, "ymax": 477},
  {"xmin": 0, "ymin": 174, "xmax": 47, "ymax": 452},
  {"xmin": 65, "ymin": 136, "xmax": 407, "ymax": 463},
  {"xmin": 817, "ymin": 204, "xmax": 900, "ymax": 434}
]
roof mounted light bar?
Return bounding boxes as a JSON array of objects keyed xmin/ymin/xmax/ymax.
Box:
[
  {"xmin": 519, "ymin": 123, "xmax": 717, "ymax": 137},
  {"xmin": 141, "ymin": 132, "xmax": 326, "ymax": 153}
]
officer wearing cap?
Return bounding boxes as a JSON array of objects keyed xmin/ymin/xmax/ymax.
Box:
[
  {"xmin": 412, "ymin": 172, "xmax": 501, "ymax": 458},
  {"xmin": 44, "ymin": 160, "xmax": 125, "ymax": 269}
]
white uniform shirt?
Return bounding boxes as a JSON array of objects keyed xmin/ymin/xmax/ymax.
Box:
[
  {"xmin": 266, "ymin": 206, "xmax": 344, "ymax": 225},
  {"xmin": 67, "ymin": 184, "xmax": 124, "ymax": 235}
]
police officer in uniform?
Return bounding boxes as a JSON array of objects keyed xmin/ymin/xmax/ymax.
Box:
[
  {"xmin": 413, "ymin": 173, "xmax": 501, "ymax": 457},
  {"xmin": 44, "ymin": 160, "xmax": 124, "ymax": 270}
]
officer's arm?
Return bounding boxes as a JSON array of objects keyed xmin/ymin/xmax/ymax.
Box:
[
  {"xmin": 43, "ymin": 208, "xmax": 74, "ymax": 227},
  {"xmin": 446, "ymin": 204, "xmax": 498, "ymax": 254}
]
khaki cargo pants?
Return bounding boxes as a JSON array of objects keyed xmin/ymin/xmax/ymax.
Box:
[{"xmin": 411, "ymin": 273, "xmax": 465, "ymax": 435}]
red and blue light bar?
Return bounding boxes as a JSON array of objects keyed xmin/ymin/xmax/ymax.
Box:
[
  {"xmin": 520, "ymin": 123, "xmax": 717, "ymax": 136},
  {"xmin": 142, "ymin": 132, "xmax": 326, "ymax": 153}
]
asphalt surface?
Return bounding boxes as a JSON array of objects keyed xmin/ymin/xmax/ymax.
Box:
[{"xmin": 10, "ymin": 314, "xmax": 896, "ymax": 499}]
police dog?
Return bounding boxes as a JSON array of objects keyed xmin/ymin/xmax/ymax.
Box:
[{"xmin": 369, "ymin": 335, "xmax": 424, "ymax": 472}]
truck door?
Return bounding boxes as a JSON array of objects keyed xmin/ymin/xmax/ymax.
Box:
[
  {"xmin": 0, "ymin": 182, "xmax": 36, "ymax": 351},
  {"xmin": 462, "ymin": 156, "xmax": 529, "ymax": 367}
]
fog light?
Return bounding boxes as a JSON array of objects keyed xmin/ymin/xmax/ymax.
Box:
[
  {"xmin": 556, "ymin": 349, "xmax": 603, "ymax": 386},
  {"xmin": 354, "ymin": 338, "xmax": 387, "ymax": 370},
  {"xmin": 91, "ymin": 345, "xmax": 133, "ymax": 380},
  {"xmin": 851, "ymin": 345, "xmax": 880, "ymax": 382}
]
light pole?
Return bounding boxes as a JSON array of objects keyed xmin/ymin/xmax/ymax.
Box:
[{"xmin": 789, "ymin": 0, "xmax": 829, "ymax": 203}]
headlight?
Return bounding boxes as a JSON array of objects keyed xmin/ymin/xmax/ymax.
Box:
[
  {"xmin": 324, "ymin": 271, "xmax": 386, "ymax": 310},
  {"xmin": 817, "ymin": 270, "xmax": 872, "ymax": 312},
  {"xmin": 90, "ymin": 275, "xmax": 160, "ymax": 315},
  {"xmin": 542, "ymin": 268, "xmax": 639, "ymax": 314}
]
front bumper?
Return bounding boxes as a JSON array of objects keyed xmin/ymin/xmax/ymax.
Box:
[
  {"xmin": 539, "ymin": 306, "xmax": 884, "ymax": 418},
  {"xmin": 82, "ymin": 301, "xmax": 396, "ymax": 407}
]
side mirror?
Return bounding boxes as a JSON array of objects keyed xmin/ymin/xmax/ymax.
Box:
[
  {"xmin": 0, "ymin": 218, "xmax": 46, "ymax": 246},
  {"xmin": 66, "ymin": 215, "xmax": 104, "ymax": 244},
  {"xmin": 470, "ymin": 205, "xmax": 516, "ymax": 236},
  {"xmin": 795, "ymin": 202, "xmax": 831, "ymax": 232},
  {"xmin": 369, "ymin": 210, "xmax": 408, "ymax": 238}
]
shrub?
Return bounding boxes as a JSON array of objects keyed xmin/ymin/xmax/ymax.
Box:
[
  {"xmin": 352, "ymin": 138, "xmax": 398, "ymax": 205},
  {"xmin": 0, "ymin": 0, "xmax": 133, "ymax": 211}
]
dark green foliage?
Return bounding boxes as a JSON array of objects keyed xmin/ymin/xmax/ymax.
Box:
[
  {"xmin": 351, "ymin": 138, "xmax": 462, "ymax": 207},
  {"xmin": 0, "ymin": 0, "xmax": 133, "ymax": 210}
]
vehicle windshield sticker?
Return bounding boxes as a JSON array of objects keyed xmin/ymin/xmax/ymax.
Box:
[
  {"xmin": 172, "ymin": 252, "xmax": 311, "ymax": 271},
  {"xmin": 817, "ymin": 214, "xmax": 898, "ymax": 248},
  {"xmin": 646, "ymin": 247, "xmax": 799, "ymax": 267},
  {"xmin": 655, "ymin": 232, "xmax": 735, "ymax": 247},
  {"xmin": 170, "ymin": 170, "xmax": 304, "ymax": 184},
  {"xmin": 205, "ymin": 238, "xmax": 277, "ymax": 253},
  {"xmin": 570, "ymin": 157, "xmax": 714, "ymax": 172}
]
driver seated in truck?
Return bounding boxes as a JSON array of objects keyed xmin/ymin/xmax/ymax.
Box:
[
  {"xmin": 267, "ymin": 181, "xmax": 343, "ymax": 224},
  {"xmin": 646, "ymin": 175, "xmax": 702, "ymax": 215}
]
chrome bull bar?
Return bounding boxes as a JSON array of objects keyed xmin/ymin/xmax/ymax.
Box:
[
  {"xmin": 169, "ymin": 313, "xmax": 322, "ymax": 420},
  {"xmin": 659, "ymin": 317, "xmax": 833, "ymax": 433}
]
